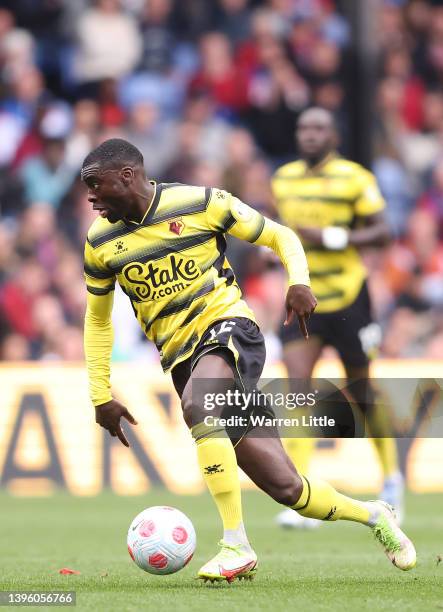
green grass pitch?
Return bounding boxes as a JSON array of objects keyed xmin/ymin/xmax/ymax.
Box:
[{"xmin": 0, "ymin": 490, "xmax": 442, "ymax": 611}]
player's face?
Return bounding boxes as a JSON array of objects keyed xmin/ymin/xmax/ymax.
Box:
[
  {"xmin": 82, "ymin": 164, "xmax": 130, "ymax": 224},
  {"xmin": 296, "ymin": 115, "xmax": 336, "ymax": 161}
]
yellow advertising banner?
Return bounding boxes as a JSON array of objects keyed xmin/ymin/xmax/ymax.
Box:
[{"xmin": 0, "ymin": 361, "xmax": 442, "ymax": 496}]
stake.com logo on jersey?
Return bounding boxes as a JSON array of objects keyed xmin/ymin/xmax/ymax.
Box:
[{"xmin": 122, "ymin": 254, "xmax": 201, "ymax": 301}]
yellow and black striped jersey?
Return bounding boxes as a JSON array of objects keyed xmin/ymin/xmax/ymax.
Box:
[
  {"xmin": 271, "ymin": 156, "xmax": 385, "ymax": 313},
  {"xmin": 84, "ymin": 182, "xmax": 309, "ymax": 392}
]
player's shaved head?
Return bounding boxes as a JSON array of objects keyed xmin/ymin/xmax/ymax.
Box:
[
  {"xmin": 296, "ymin": 107, "xmax": 338, "ymax": 165},
  {"xmin": 82, "ymin": 138, "xmax": 144, "ymax": 174},
  {"xmin": 298, "ymin": 107, "xmax": 336, "ymax": 129}
]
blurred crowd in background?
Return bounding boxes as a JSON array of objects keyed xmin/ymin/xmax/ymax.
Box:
[{"xmin": 0, "ymin": 0, "xmax": 442, "ymax": 363}]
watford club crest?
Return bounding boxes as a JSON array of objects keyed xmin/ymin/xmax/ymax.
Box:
[{"xmin": 168, "ymin": 218, "xmax": 184, "ymax": 235}]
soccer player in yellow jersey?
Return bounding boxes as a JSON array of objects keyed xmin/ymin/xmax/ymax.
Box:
[
  {"xmin": 271, "ymin": 108, "xmax": 404, "ymax": 529},
  {"xmin": 83, "ymin": 138, "xmax": 415, "ymax": 582}
]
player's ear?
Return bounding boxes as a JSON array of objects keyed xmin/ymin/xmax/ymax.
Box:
[{"xmin": 120, "ymin": 167, "xmax": 134, "ymax": 186}]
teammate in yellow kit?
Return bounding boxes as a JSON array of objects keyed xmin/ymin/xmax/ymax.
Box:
[
  {"xmin": 83, "ymin": 138, "xmax": 415, "ymax": 582},
  {"xmin": 271, "ymin": 108, "xmax": 404, "ymax": 529}
]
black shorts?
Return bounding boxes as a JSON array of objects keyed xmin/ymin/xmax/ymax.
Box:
[
  {"xmin": 171, "ymin": 317, "xmax": 266, "ymax": 398},
  {"xmin": 171, "ymin": 317, "xmax": 275, "ymax": 440},
  {"xmin": 280, "ymin": 282, "xmax": 381, "ymax": 367}
]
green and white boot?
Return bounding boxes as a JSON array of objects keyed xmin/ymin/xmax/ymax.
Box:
[{"xmin": 368, "ymin": 501, "xmax": 416, "ymax": 571}]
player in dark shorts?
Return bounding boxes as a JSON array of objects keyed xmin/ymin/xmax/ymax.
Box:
[
  {"xmin": 272, "ymin": 107, "xmax": 404, "ymax": 528},
  {"xmin": 83, "ymin": 138, "xmax": 415, "ymax": 582}
]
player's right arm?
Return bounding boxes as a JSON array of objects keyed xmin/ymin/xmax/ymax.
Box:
[{"xmin": 84, "ymin": 239, "xmax": 137, "ymax": 446}]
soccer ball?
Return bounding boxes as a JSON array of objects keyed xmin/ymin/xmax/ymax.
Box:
[{"xmin": 127, "ymin": 506, "xmax": 196, "ymax": 575}]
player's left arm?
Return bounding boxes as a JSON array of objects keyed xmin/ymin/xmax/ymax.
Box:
[
  {"xmin": 297, "ymin": 169, "xmax": 391, "ymax": 249},
  {"xmin": 351, "ymin": 168, "xmax": 391, "ymax": 247},
  {"xmin": 206, "ymin": 189, "xmax": 317, "ymax": 337},
  {"xmin": 253, "ymin": 214, "xmax": 318, "ymax": 338}
]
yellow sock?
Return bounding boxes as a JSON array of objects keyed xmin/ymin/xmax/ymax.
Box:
[
  {"xmin": 192, "ymin": 422, "xmax": 242, "ymax": 530},
  {"xmin": 372, "ymin": 437, "xmax": 398, "ymax": 477},
  {"xmin": 365, "ymin": 394, "xmax": 399, "ymax": 478},
  {"xmin": 292, "ymin": 475, "xmax": 370, "ymax": 524},
  {"xmin": 283, "ymin": 437, "xmax": 316, "ymax": 475}
]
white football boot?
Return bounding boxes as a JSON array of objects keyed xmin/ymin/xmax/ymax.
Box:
[{"xmin": 197, "ymin": 541, "xmax": 257, "ymax": 583}]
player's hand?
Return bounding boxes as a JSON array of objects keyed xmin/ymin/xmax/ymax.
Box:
[
  {"xmin": 296, "ymin": 227, "xmax": 323, "ymax": 245},
  {"xmin": 284, "ymin": 284, "xmax": 317, "ymax": 339},
  {"xmin": 95, "ymin": 399, "xmax": 138, "ymax": 447}
]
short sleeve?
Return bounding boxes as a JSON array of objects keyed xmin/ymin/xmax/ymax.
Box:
[
  {"xmin": 84, "ymin": 239, "xmax": 116, "ymax": 296},
  {"xmin": 354, "ymin": 170, "xmax": 386, "ymax": 217}
]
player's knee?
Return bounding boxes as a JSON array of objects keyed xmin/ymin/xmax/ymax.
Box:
[
  {"xmin": 181, "ymin": 393, "xmax": 205, "ymax": 429},
  {"xmin": 181, "ymin": 395, "xmax": 194, "ymax": 429},
  {"xmin": 284, "ymin": 359, "xmax": 311, "ymax": 379},
  {"xmin": 345, "ymin": 377, "xmax": 375, "ymax": 415},
  {"xmin": 268, "ymin": 474, "xmax": 303, "ymax": 506}
]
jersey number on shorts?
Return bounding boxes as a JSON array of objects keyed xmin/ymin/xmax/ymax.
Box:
[{"xmin": 208, "ymin": 321, "xmax": 237, "ymax": 340}]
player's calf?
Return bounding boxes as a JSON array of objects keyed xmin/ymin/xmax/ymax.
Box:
[
  {"xmin": 261, "ymin": 474, "xmax": 304, "ymax": 507},
  {"xmin": 235, "ymin": 435, "xmax": 304, "ymax": 506}
]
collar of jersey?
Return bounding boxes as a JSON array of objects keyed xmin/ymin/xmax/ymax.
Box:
[
  {"xmin": 124, "ymin": 180, "xmax": 162, "ymax": 227},
  {"xmin": 303, "ymin": 152, "xmax": 338, "ymax": 177}
]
